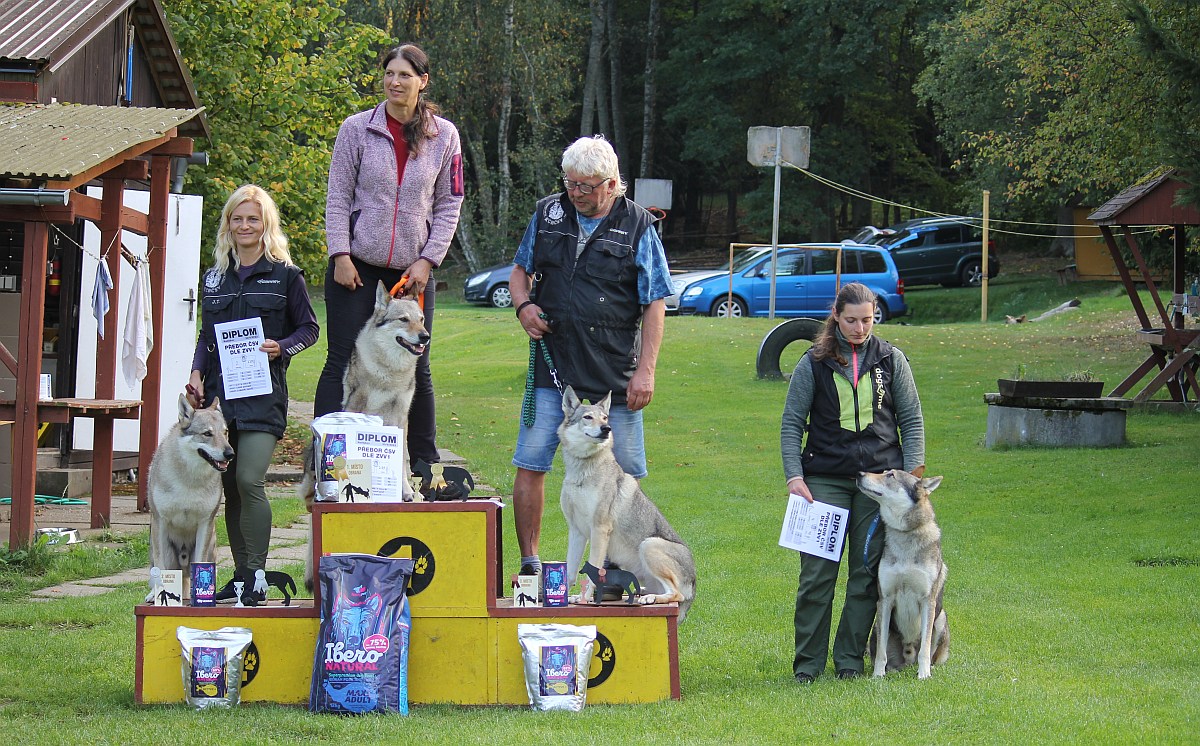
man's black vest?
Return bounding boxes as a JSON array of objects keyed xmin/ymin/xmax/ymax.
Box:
[
  {"xmin": 199, "ymin": 257, "xmax": 302, "ymax": 437},
  {"xmin": 801, "ymin": 336, "xmax": 904, "ymax": 477},
  {"xmin": 530, "ymin": 193, "xmax": 656, "ymax": 404}
]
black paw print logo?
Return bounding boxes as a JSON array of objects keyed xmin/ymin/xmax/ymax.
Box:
[
  {"xmin": 240, "ymin": 642, "xmax": 261, "ymax": 687},
  {"xmin": 414, "ymin": 555, "xmax": 429, "ymax": 575}
]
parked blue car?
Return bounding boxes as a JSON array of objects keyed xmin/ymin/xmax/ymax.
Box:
[{"xmin": 676, "ymin": 243, "xmax": 907, "ymax": 322}]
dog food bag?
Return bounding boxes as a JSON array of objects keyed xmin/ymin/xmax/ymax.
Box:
[
  {"xmin": 518, "ymin": 623, "xmax": 597, "ymax": 712},
  {"xmin": 310, "ymin": 553, "xmax": 416, "ymax": 715},
  {"xmin": 190, "ymin": 562, "xmax": 216, "ymax": 606},
  {"xmin": 176, "ymin": 626, "xmax": 253, "ymax": 710},
  {"xmin": 541, "ymin": 561, "xmax": 569, "ymax": 607}
]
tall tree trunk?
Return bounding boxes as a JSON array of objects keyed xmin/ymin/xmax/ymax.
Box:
[
  {"xmin": 496, "ymin": 0, "xmax": 515, "ymax": 236},
  {"xmin": 463, "ymin": 128, "xmax": 494, "ymax": 228},
  {"xmin": 606, "ymin": 0, "xmax": 626, "ymax": 161},
  {"xmin": 580, "ymin": 0, "xmax": 606, "ymax": 136},
  {"xmin": 455, "ymin": 205, "xmax": 482, "ymax": 271},
  {"xmin": 639, "ymin": 0, "xmax": 661, "ymax": 178}
]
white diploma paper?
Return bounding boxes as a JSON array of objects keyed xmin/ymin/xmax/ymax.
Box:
[
  {"xmin": 779, "ymin": 494, "xmax": 850, "ymax": 561},
  {"xmin": 214, "ymin": 318, "xmax": 272, "ymax": 400}
]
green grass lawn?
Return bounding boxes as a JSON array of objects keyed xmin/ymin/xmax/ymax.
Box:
[{"xmin": 1, "ymin": 278, "xmax": 1197, "ymax": 742}]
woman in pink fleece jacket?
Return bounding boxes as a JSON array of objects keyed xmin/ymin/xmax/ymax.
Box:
[{"xmin": 317, "ymin": 43, "xmax": 464, "ymax": 466}]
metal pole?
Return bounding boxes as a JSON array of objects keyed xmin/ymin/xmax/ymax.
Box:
[
  {"xmin": 769, "ymin": 127, "xmax": 782, "ymax": 319},
  {"xmin": 981, "ymin": 190, "xmax": 990, "ymax": 323}
]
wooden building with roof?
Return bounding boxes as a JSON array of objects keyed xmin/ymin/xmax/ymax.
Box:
[
  {"xmin": 0, "ymin": 0, "xmax": 209, "ymax": 548},
  {"xmin": 1087, "ymin": 170, "xmax": 1199, "ymax": 405}
]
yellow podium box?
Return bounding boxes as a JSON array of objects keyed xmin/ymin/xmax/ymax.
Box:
[
  {"xmin": 135, "ymin": 500, "xmax": 682, "ymax": 705},
  {"xmin": 491, "ymin": 601, "xmax": 681, "ymax": 704},
  {"xmin": 135, "ymin": 602, "xmax": 679, "ymax": 705},
  {"xmin": 313, "ymin": 501, "xmax": 504, "ymax": 616},
  {"xmin": 136, "ymin": 604, "xmax": 318, "ymax": 705}
]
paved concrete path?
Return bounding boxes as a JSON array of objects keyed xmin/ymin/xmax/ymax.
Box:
[{"xmin": 30, "ymin": 510, "xmax": 312, "ymax": 602}]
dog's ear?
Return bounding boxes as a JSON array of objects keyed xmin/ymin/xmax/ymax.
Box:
[
  {"xmin": 375, "ymin": 280, "xmax": 391, "ymax": 311},
  {"xmin": 177, "ymin": 392, "xmax": 195, "ymax": 423},
  {"xmin": 910, "ymin": 465, "xmax": 925, "ymax": 478},
  {"xmin": 921, "ymin": 475, "xmax": 943, "ymax": 495},
  {"xmin": 562, "ymin": 385, "xmax": 581, "ymax": 415},
  {"xmin": 210, "ymin": 397, "xmax": 222, "ymax": 412},
  {"xmin": 597, "ymin": 391, "xmax": 612, "ymax": 415}
]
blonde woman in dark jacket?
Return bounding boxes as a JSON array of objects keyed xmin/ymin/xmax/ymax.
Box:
[{"xmin": 316, "ymin": 43, "xmax": 464, "ymax": 466}]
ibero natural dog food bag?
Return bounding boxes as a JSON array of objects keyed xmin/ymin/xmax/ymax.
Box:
[{"xmin": 309, "ymin": 554, "xmax": 415, "ymax": 715}]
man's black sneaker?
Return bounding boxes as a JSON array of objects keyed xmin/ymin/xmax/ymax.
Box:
[
  {"xmin": 518, "ymin": 563, "xmax": 539, "ymax": 576},
  {"xmin": 795, "ymin": 672, "xmax": 815, "ymax": 684},
  {"xmin": 836, "ymin": 669, "xmax": 860, "ymax": 680}
]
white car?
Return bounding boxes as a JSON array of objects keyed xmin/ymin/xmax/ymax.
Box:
[{"xmin": 664, "ymin": 247, "xmax": 774, "ymax": 313}]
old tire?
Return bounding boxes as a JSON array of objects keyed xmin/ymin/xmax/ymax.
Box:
[{"xmin": 757, "ymin": 317, "xmax": 823, "ymax": 379}]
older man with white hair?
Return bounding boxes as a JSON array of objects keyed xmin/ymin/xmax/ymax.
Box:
[{"xmin": 507, "ymin": 135, "xmax": 673, "ymax": 586}]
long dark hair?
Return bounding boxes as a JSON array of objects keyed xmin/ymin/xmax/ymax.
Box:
[
  {"xmin": 811, "ymin": 282, "xmax": 878, "ymax": 364},
  {"xmin": 382, "ymin": 44, "xmax": 441, "ymax": 156}
]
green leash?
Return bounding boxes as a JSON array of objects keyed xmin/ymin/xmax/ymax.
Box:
[{"xmin": 521, "ymin": 314, "xmax": 563, "ymax": 427}]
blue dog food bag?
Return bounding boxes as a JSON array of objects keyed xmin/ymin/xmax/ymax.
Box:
[{"xmin": 310, "ymin": 554, "xmax": 415, "ymax": 714}]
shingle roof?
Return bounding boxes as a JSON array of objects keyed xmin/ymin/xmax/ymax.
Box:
[
  {"xmin": 0, "ymin": 102, "xmax": 203, "ymax": 182},
  {"xmin": 1087, "ymin": 170, "xmax": 1175, "ymax": 223},
  {"xmin": 0, "ymin": 0, "xmax": 120, "ymax": 69}
]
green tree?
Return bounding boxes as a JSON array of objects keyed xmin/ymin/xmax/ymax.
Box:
[
  {"xmin": 165, "ymin": 0, "xmax": 389, "ymax": 276},
  {"xmin": 659, "ymin": 0, "xmax": 957, "ymax": 244},
  {"xmin": 1123, "ymin": 0, "xmax": 1200, "ymax": 208},
  {"xmin": 916, "ymin": 0, "xmax": 1181, "ymax": 222}
]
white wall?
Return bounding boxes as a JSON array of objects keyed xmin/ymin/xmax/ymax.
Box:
[{"xmin": 74, "ymin": 189, "xmax": 203, "ymax": 451}]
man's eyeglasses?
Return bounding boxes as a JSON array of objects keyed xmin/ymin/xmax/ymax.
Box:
[{"xmin": 562, "ymin": 176, "xmax": 605, "ymax": 195}]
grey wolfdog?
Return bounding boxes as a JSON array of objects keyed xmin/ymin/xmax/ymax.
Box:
[
  {"xmin": 145, "ymin": 394, "xmax": 235, "ymax": 601},
  {"xmin": 857, "ymin": 468, "xmax": 950, "ymax": 679},
  {"xmin": 301, "ymin": 280, "xmax": 429, "ymax": 588},
  {"xmin": 558, "ymin": 386, "xmax": 696, "ymax": 622}
]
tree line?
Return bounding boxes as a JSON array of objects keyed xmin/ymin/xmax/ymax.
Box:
[{"xmin": 165, "ymin": 0, "xmax": 1200, "ymax": 277}]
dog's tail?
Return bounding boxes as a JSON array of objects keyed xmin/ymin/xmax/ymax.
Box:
[{"xmin": 644, "ymin": 539, "xmax": 697, "ymax": 623}]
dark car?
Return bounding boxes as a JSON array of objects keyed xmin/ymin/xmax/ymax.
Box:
[
  {"xmin": 873, "ymin": 216, "xmax": 998, "ymax": 287},
  {"xmin": 463, "ymin": 263, "xmax": 515, "ymax": 308}
]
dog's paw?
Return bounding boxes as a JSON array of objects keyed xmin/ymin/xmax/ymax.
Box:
[{"xmin": 634, "ymin": 593, "xmax": 658, "ymax": 606}]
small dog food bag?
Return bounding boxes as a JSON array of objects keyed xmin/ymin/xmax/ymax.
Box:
[
  {"xmin": 310, "ymin": 553, "xmax": 416, "ymax": 715},
  {"xmin": 176, "ymin": 626, "xmax": 253, "ymax": 710},
  {"xmin": 518, "ymin": 623, "xmax": 597, "ymax": 712}
]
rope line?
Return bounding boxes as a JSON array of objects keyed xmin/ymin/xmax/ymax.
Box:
[{"xmin": 782, "ymin": 161, "xmax": 1170, "ymax": 239}]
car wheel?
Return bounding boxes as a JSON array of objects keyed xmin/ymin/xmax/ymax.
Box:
[
  {"xmin": 711, "ymin": 296, "xmax": 747, "ymax": 318},
  {"xmin": 960, "ymin": 260, "xmax": 984, "ymax": 287},
  {"xmin": 489, "ymin": 283, "xmax": 513, "ymax": 308},
  {"xmin": 874, "ymin": 299, "xmax": 889, "ymax": 324}
]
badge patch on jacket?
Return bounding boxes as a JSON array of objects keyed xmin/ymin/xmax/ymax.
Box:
[{"xmin": 451, "ymin": 154, "xmax": 464, "ymax": 196}]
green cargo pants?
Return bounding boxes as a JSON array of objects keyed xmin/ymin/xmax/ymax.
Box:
[
  {"xmin": 792, "ymin": 474, "xmax": 884, "ymax": 678},
  {"xmin": 220, "ymin": 427, "xmax": 278, "ymax": 577}
]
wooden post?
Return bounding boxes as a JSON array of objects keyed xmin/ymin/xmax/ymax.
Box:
[
  {"xmin": 981, "ymin": 190, "xmax": 990, "ymax": 323},
  {"xmin": 9, "ymin": 221, "xmax": 49, "ymax": 549},
  {"xmin": 138, "ymin": 155, "xmax": 171, "ymax": 512},
  {"xmin": 92, "ymin": 178, "xmax": 124, "ymax": 528}
]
